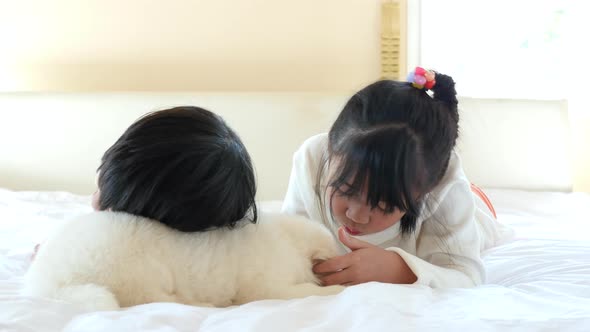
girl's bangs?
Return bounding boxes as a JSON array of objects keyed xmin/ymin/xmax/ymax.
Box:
[{"xmin": 328, "ymin": 128, "xmax": 424, "ymax": 216}]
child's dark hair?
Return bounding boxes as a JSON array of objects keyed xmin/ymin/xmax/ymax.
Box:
[
  {"xmin": 319, "ymin": 73, "xmax": 459, "ymax": 235},
  {"xmin": 97, "ymin": 106, "xmax": 257, "ymax": 232}
]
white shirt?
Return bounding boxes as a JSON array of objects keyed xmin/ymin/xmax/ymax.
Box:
[{"xmin": 282, "ymin": 133, "xmax": 511, "ymax": 288}]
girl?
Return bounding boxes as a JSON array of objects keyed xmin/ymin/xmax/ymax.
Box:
[{"xmin": 282, "ymin": 68, "xmax": 512, "ymax": 288}]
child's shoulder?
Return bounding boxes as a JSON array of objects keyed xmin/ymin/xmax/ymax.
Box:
[
  {"xmin": 423, "ymin": 151, "xmax": 472, "ymax": 209},
  {"xmin": 296, "ymin": 133, "xmax": 328, "ymax": 158},
  {"xmin": 303, "ymin": 133, "xmax": 328, "ymax": 146},
  {"xmin": 291, "ymin": 133, "xmax": 329, "ymax": 179},
  {"xmin": 438, "ymin": 151, "xmax": 470, "ymax": 189}
]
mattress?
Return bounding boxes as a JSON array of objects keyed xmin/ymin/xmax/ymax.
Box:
[{"xmin": 1, "ymin": 188, "xmax": 589, "ymax": 331}]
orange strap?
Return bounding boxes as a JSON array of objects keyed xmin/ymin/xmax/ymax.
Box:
[{"xmin": 470, "ymin": 183, "xmax": 497, "ymax": 219}]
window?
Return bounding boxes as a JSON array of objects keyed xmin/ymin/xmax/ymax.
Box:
[{"xmin": 415, "ymin": 0, "xmax": 571, "ymax": 99}]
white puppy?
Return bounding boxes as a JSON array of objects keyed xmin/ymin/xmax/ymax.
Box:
[{"xmin": 23, "ymin": 211, "xmax": 344, "ymax": 310}]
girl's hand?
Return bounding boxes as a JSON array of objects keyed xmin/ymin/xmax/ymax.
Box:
[{"xmin": 313, "ymin": 227, "xmax": 417, "ymax": 286}]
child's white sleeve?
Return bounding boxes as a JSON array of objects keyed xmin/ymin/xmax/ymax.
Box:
[
  {"xmin": 281, "ymin": 133, "xmax": 328, "ymax": 221},
  {"xmin": 281, "ymin": 154, "xmax": 310, "ymax": 219},
  {"xmin": 386, "ymin": 182, "xmax": 485, "ymax": 288}
]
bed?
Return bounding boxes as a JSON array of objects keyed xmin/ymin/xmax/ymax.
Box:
[{"xmin": 0, "ymin": 93, "xmax": 588, "ymax": 331}]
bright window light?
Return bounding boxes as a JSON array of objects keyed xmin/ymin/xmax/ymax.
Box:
[{"xmin": 419, "ymin": 0, "xmax": 570, "ymax": 99}]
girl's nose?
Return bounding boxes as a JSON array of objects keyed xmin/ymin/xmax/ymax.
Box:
[{"xmin": 345, "ymin": 200, "xmax": 370, "ymax": 224}]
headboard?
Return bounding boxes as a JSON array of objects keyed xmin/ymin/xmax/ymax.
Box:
[{"xmin": 0, "ymin": 93, "xmax": 571, "ymax": 200}]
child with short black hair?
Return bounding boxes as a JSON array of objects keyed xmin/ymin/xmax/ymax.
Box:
[
  {"xmin": 95, "ymin": 106, "xmax": 257, "ymax": 231},
  {"xmin": 25, "ymin": 106, "xmax": 343, "ymax": 310}
]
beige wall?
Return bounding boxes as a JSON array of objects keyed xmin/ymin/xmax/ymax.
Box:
[
  {"xmin": 0, "ymin": 0, "xmax": 388, "ymax": 92},
  {"xmin": 0, "ymin": 0, "xmax": 587, "ymax": 192}
]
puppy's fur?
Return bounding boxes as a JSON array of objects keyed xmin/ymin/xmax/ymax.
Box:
[{"xmin": 23, "ymin": 211, "xmax": 343, "ymax": 310}]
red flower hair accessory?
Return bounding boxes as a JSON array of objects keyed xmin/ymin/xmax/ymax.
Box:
[{"xmin": 406, "ymin": 67, "xmax": 436, "ymax": 90}]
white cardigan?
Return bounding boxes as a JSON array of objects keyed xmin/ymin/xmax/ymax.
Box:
[{"xmin": 282, "ymin": 133, "xmax": 512, "ymax": 288}]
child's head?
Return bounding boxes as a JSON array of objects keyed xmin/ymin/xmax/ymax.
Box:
[
  {"xmin": 321, "ymin": 71, "xmax": 459, "ymax": 236},
  {"xmin": 95, "ymin": 106, "xmax": 257, "ymax": 232}
]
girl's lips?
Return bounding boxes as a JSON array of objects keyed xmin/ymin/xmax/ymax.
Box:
[{"xmin": 344, "ymin": 226, "xmax": 361, "ymax": 235}]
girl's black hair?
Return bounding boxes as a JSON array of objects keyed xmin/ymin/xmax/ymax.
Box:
[
  {"xmin": 97, "ymin": 106, "xmax": 257, "ymax": 232},
  {"xmin": 319, "ymin": 73, "xmax": 459, "ymax": 235}
]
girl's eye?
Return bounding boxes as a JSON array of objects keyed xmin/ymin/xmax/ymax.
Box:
[
  {"xmin": 334, "ymin": 188, "xmax": 354, "ymax": 198},
  {"xmin": 334, "ymin": 190, "xmax": 346, "ymax": 197},
  {"xmin": 375, "ymin": 206, "xmax": 389, "ymax": 214},
  {"xmin": 333, "ymin": 184, "xmax": 356, "ymax": 198},
  {"xmin": 375, "ymin": 203, "xmax": 397, "ymax": 214}
]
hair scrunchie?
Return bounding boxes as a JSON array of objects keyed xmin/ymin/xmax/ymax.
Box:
[{"xmin": 406, "ymin": 67, "xmax": 436, "ymax": 90}]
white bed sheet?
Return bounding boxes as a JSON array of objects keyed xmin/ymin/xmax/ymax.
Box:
[{"xmin": 0, "ymin": 188, "xmax": 589, "ymax": 331}]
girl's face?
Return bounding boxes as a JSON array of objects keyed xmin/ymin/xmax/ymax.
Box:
[{"xmin": 327, "ymin": 186, "xmax": 406, "ymax": 235}]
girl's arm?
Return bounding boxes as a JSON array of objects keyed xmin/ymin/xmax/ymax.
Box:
[
  {"xmin": 387, "ymin": 181, "xmax": 485, "ymax": 287},
  {"xmin": 281, "ymin": 159, "xmax": 310, "ymax": 219},
  {"xmin": 281, "ymin": 134, "xmax": 328, "ymax": 220}
]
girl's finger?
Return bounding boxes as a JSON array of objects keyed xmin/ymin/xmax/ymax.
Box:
[
  {"xmin": 313, "ymin": 254, "xmax": 352, "ymax": 274},
  {"xmin": 320, "ymin": 268, "xmax": 354, "ymax": 286}
]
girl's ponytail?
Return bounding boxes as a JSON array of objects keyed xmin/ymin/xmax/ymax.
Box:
[
  {"xmin": 431, "ymin": 72, "xmax": 459, "ymax": 125},
  {"xmin": 407, "ymin": 68, "xmax": 459, "ymax": 124},
  {"xmin": 431, "ymin": 72, "xmax": 458, "ymax": 107}
]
